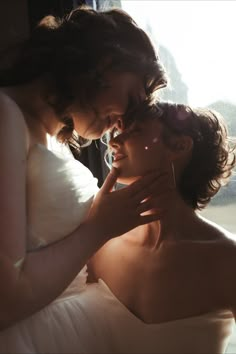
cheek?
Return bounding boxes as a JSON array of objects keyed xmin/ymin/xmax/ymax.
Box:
[
  {"xmin": 73, "ymin": 112, "xmax": 101, "ymax": 139},
  {"xmin": 128, "ymin": 144, "xmax": 154, "ymax": 173},
  {"xmin": 73, "ymin": 117, "xmax": 86, "ymax": 135},
  {"xmin": 136, "ymin": 139, "xmax": 166, "ymax": 171},
  {"xmin": 73, "ymin": 114, "xmax": 90, "ymax": 132}
]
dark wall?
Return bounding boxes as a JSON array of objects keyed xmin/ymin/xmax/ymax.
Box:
[
  {"xmin": 0, "ymin": 0, "xmax": 75, "ymax": 47},
  {"xmin": 0, "ymin": 0, "xmax": 29, "ymax": 48},
  {"xmin": 28, "ymin": 0, "xmax": 73, "ymax": 29}
]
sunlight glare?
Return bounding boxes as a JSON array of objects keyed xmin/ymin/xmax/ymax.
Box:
[{"xmin": 121, "ymin": 0, "xmax": 236, "ymax": 106}]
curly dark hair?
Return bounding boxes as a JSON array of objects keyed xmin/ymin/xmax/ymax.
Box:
[
  {"xmin": 0, "ymin": 6, "xmax": 167, "ymax": 150},
  {"xmin": 124, "ymin": 100, "xmax": 236, "ymax": 210}
]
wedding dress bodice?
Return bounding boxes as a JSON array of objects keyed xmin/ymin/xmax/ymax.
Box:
[{"xmin": 26, "ymin": 141, "xmax": 99, "ymax": 251}]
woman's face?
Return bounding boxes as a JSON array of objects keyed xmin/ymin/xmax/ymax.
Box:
[
  {"xmin": 69, "ymin": 71, "xmax": 146, "ymax": 139},
  {"xmin": 109, "ymin": 117, "xmax": 170, "ymax": 184}
]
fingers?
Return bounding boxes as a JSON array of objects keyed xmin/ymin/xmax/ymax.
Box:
[
  {"xmin": 139, "ymin": 213, "xmax": 164, "ymax": 225},
  {"xmin": 136, "ymin": 199, "xmax": 153, "ymax": 215},
  {"xmin": 133, "ymin": 173, "xmax": 174, "ymax": 203},
  {"xmin": 127, "ymin": 170, "xmax": 165, "ymax": 198},
  {"xmin": 100, "ymin": 167, "xmax": 119, "ymax": 194},
  {"xmin": 136, "ymin": 199, "xmax": 163, "ymax": 215}
]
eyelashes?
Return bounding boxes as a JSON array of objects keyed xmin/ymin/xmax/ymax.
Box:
[
  {"xmin": 110, "ymin": 124, "xmax": 141, "ymax": 141},
  {"xmin": 110, "ymin": 126, "xmax": 121, "ymax": 139}
]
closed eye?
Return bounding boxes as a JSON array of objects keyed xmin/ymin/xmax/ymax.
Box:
[
  {"xmin": 110, "ymin": 126, "xmax": 122, "ymax": 139},
  {"xmin": 110, "ymin": 123, "xmax": 141, "ymax": 140}
]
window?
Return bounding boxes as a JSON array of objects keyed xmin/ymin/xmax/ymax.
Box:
[
  {"xmin": 119, "ymin": 0, "xmax": 236, "ymax": 234},
  {"xmin": 97, "ymin": 1, "xmax": 236, "ymax": 351},
  {"xmin": 98, "ymin": 0, "xmax": 236, "ymax": 234}
]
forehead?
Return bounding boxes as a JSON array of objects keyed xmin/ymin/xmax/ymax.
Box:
[
  {"xmin": 104, "ymin": 70, "xmax": 144, "ymax": 88},
  {"xmin": 131, "ymin": 115, "xmax": 163, "ymax": 133}
]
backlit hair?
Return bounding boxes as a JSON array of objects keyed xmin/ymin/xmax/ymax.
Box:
[
  {"xmin": 0, "ymin": 6, "xmax": 167, "ymax": 151},
  {"xmin": 124, "ymin": 100, "xmax": 236, "ymax": 210}
]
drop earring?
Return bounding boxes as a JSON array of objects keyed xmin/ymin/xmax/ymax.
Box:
[{"xmin": 171, "ymin": 161, "xmax": 176, "ymax": 188}]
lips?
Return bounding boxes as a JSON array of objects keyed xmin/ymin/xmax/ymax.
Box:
[{"xmin": 113, "ymin": 153, "xmax": 127, "ymax": 162}]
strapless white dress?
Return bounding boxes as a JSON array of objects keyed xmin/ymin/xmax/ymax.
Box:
[{"xmin": 0, "ymin": 140, "xmax": 234, "ymax": 354}]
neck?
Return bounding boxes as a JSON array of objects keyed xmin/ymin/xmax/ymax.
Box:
[
  {"xmin": 121, "ymin": 190, "xmax": 200, "ymax": 250},
  {"xmin": 157, "ymin": 191, "xmax": 199, "ymax": 243}
]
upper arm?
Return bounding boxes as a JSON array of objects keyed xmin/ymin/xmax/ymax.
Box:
[{"xmin": 0, "ymin": 93, "xmax": 29, "ymax": 264}]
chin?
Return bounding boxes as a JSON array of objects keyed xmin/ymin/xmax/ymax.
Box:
[
  {"xmin": 85, "ymin": 132, "xmax": 101, "ymax": 140},
  {"xmin": 77, "ymin": 128, "xmax": 102, "ymax": 140},
  {"xmin": 117, "ymin": 175, "xmax": 140, "ymax": 185}
]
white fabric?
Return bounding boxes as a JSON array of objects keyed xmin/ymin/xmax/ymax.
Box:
[
  {"xmin": 0, "ymin": 140, "xmax": 234, "ymax": 353},
  {"xmin": 26, "ymin": 142, "xmax": 98, "ymax": 250},
  {"xmin": 96, "ymin": 280, "xmax": 234, "ymax": 354}
]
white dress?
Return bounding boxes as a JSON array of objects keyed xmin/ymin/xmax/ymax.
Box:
[{"xmin": 0, "ymin": 140, "xmax": 234, "ymax": 354}]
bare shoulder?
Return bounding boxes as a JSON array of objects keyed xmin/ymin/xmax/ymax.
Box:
[
  {"xmin": 0, "ymin": 90, "xmax": 30, "ymax": 151},
  {"xmin": 203, "ymin": 225, "xmax": 236, "ymax": 312},
  {"xmin": 0, "ymin": 90, "xmax": 23, "ymax": 118},
  {"xmin": 160, "ymin": 217, "xmax": 236, "ymax": 268},
  {"xmin": 88, "ymin": 237, "xmax": 126, "ymax": 282},
  {"xmin": 0, "ymin": 90, "xmax": 30, "ymax": 263}
]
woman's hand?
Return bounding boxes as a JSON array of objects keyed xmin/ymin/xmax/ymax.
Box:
[{"xmin": 85, "ymin": 167, "xmax": 173, "ymax": 242}]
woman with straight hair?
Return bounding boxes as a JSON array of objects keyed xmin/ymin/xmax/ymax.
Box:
[{"xmin": 0, "ymin": 6, "xmax": 168, "ymax": 353}]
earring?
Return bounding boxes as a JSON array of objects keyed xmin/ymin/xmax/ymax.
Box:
[{"xmin": 171, "ymin": 161, "xmax": 176, "ymax": 188}]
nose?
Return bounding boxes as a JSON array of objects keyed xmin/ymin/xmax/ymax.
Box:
[
  {"xmin": 115, "ymin": 118, "xmax": 124, "ymax": 131},
  {"xmin": 108, "ymin": 116, "xmax": 125, "ymax": 148},
  {"xmin": 109, "ymin": 116, "xmax": 125, "ymax": 131},
  {"xmin": 108, "ymin": 130, "xmax": 123, "ymax": 149}
]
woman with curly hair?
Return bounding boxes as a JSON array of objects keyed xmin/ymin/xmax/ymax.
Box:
[{"xmin": 89, "ymin": 100, "xmax": 236, "ymax": 354}]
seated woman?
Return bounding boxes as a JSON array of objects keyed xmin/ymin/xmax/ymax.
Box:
[{"xmin": 88, "ymin": 100, "xmax": 236, "ymax": 354}]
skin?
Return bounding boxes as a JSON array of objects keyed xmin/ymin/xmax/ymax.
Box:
[
  {"xmin": 111, "ymin": 118, "xmax": 170, "ymax": 184},
  {"xmin": 70, "ymin": 71, "xmax": 146, "ymax": 140},
  {"xmin": 89, "ymin": 116, "xmax": 236, "ymax": 324},
  {"xmin": 0, "ymin": 71, "xmax": 165, "ymax": 329}
]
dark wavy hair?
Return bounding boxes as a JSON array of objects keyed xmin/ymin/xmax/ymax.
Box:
[
  {"xmin": 0, "ymin": 6, "xmax": 167, "ymax": 150},
  {"xmin": 124, "ymin": 100, "xmax": 236, "ymax": 210}
]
